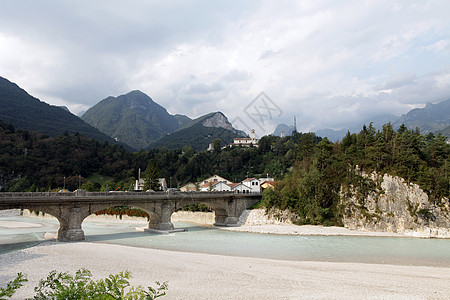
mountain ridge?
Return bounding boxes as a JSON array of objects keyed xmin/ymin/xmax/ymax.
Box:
[{"xmin": 0, "ymin": 76, "xmax": 124, "ymax": 147}]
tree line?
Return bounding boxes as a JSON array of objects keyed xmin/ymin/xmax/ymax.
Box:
[{"xmin": 1, "ymin": 120, "xmax": 448, "ymax": 226}]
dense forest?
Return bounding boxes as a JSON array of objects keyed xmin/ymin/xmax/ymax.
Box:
[
  {"xmin": 0, "ymin": 119, "xmax": 306, "ymax": 192},
  {"xmin": 1, "ymin": 120, "xmax": 448, "ymax": 226}
]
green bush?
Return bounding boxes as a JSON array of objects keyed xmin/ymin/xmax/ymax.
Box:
[{"xmin": 0, "ymin": 269, "xmax": 167, "ymax": 300}]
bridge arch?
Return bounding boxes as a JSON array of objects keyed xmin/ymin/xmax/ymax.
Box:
[{"xmin": 174, "ymin": 198, "xmax": 240, "ymax": 226}]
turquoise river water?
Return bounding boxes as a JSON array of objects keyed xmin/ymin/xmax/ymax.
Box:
[{"xmin": 1, "ymin": 216, "xmax": 450, "ymax": 267}]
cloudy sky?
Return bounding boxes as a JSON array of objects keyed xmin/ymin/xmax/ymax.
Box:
[{"xmin": 1, "ymin": 0, "xmax": 450, "ymax": 135}]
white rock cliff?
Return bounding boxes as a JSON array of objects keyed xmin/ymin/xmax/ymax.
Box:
[{"xmin": 341, "ymin": 172, "xmax": 450, "ymax": 238}]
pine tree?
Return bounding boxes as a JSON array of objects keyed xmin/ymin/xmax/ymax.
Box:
[{"xmin": 144, "ymin": 160, "xmax": 160, "ymax": 191}]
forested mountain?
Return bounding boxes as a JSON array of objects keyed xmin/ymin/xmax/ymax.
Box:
[
  {"xmin": 81, "ymin": 90, "xmax": 191, "ymax": 150},
  {"xmin": 0, "ymin": 119, "xmax": 300, "ymax": 192},
  {"xmin": 150, "ymin": 112, "xmax": 247, "ymax": 151},
  {"xmin": 0, "ymin": 120, "xmax": 133, "ymax": 192},
  {"xmin": 0, "ymin": 77, "xmax": 120, "ymax": 145},
  {"xmin": 393, "ymin": 99, "xmax": 450, "ymax": 136}
]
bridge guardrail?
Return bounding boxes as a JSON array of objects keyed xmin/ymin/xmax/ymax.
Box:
[{"xmin": 0, "ymin": 190, "xmax": 260, "ymax": 199}]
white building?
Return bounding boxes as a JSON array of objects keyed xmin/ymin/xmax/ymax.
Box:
[
  {"xmin": 229, "ymin": 129, "xmax": 259, "ymax": 147},
  {"xmin": 200, "ymin": 181, "xmax": 232, "ymax": 192},
  {"xmin": 230, "ymin": 182, "xmax": 252, "ymax": 193}
]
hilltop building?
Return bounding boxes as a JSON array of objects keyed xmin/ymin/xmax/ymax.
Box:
[{"xmin": 229, "ymin": 129, "xmax": 259, "ymax": 148}]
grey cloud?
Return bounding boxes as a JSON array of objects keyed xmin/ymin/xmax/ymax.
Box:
[
  {"xmin": 378, "ymin": 73, "xmax": 417, "ymax": 90},
  {"xmin": 259, "ymin": 50, "xmax": 280, "ymax": 60},
  {"xmin": 1, "ymin": 1, "xmax": 450, "ymax": 133},
  {"xmin": 185, "ymin": 82, "xmax": 223, "ymax": 95},
  {"xmin": 222, "ymin": 70, "xmax": 251, "ymax": 82}
]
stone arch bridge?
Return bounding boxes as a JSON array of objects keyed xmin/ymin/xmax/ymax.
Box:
[{"xmin": 0, "ymin": 190, "xmax": 261, "ymax": 241}]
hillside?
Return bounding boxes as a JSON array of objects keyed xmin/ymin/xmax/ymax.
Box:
[
  {"xmin": 151, "ymin": 112, "xmax": 246, "ymax": 151},
  {"xmin": 81, "ymin": 90, "xmax": 191, "ymax": 150},
  {"xmin": 0, "ymin": 77, "xmax": 120, "ymax": 145}
]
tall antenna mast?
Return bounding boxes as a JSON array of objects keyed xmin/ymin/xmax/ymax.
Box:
[{"xmin": 293, "ymin": 115, "xmax": 297, "ymax": 133}]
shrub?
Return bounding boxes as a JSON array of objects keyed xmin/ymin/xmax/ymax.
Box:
[{"xmin": 0, "ymin": 269, "xmax": 167, "ymax": 300}]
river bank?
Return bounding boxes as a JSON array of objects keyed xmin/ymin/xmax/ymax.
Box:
[{"xmin": 1, "ymin": 241, "xmax": 449, "ymax": 299}]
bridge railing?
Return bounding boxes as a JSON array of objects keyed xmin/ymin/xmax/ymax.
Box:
[
  {"xmin": 0, "ymin": 190, "xmax": 260, "ymax": 199},
  {"xmin": 0, "ymin": 192, "xmax": 76, "ymax": 198}
]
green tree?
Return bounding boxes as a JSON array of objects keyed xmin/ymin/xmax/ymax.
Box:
[
  {"xmin": 212, "ymin": 139, "xmax": 222, "ymax": 152},
  {"xmin": 144, "ymin": 160, "xmax": 160, "ymax": 191}
]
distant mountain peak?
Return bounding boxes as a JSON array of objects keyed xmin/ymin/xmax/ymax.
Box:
[
  {"xmin": 394, "ymin": 98, "xmax": 450, "ymax": 134},
  {"xmin": 202, "ymin": 112, "xmax": 233, "ymax": 130},
  {"xmin": 151, "ymin": 111, "xmax": 246, "ymax": 150},
  {"xmin": 272, "ymin": 123, "xmax": 295, "ymax": 137},
  {"xmin": 81, "ymin": 90, "xmax": 190, "ymax": 150}
]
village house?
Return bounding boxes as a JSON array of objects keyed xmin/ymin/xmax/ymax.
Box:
[
  {"xmin": 260, "ymin": 181, "xmax": 276, "ymax": 190},
  {"xmin": 201, "ymin": 175, "xmax": 233, "ymax": 185},
  {"xmin": 242, "ymin": 177, "xmax": 261, "ymax": 193},
  {"xmin": 230, "ymin": 182, "xmax": 252, "ymax": 193},
  {"xmin": 200, "ymin": 181, "xmax": 232, "ymax": 192},
  {"xmin": 180, "ymin": 182, "xmax": 197, "ymax": 192}
]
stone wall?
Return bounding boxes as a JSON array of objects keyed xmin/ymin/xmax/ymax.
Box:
[
  {"xmin": 341, "ymin": 172, "xmax": 450, "ymax": 238},
  {"xmin": 237, "ymin": 208, "xmax": 295, "ymax": 225},
  {"xmin": 171, "ymin": 211, "xmax": 215, "ymax": 225}
]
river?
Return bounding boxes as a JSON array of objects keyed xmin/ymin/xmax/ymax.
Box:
[{"xmin": 1, "ymin": 215, "xmax": 450, "ymax": 267}]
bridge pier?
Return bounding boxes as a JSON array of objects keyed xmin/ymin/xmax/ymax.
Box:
[
  {"xmin": 146, "ymin": 202, "xmax": 174, "ymax": 231},
  {"xmin": 55, "ymin": 207, "xmax": 86, "ymax": 242},
  {"xmin": 211, "ymin": 197, "xmax": 255, "ymax": 227}
]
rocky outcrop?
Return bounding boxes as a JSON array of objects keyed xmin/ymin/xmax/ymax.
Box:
[
  {"xmin": 341, "ymin": 172, "xmax": 450, "ymax": 238},
  {"xmin": 202, "ymin": 112, "xmax": 247, "ymax": 136}
]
